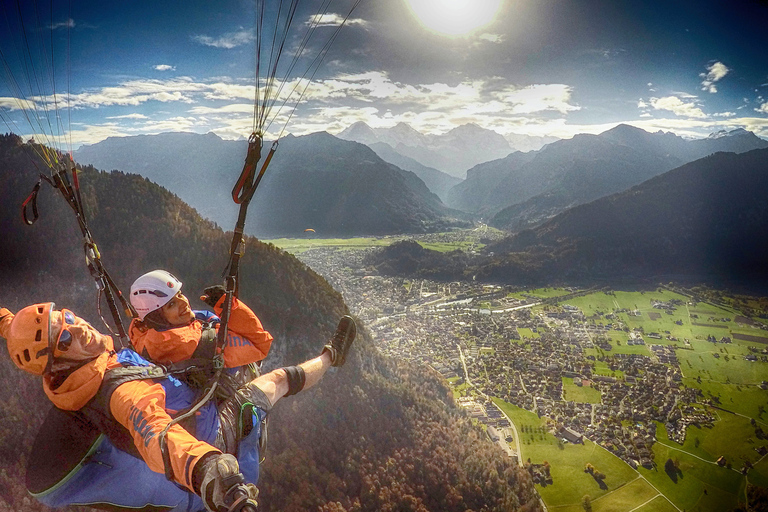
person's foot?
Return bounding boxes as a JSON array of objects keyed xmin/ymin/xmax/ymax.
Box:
[{"xmin": 324, "ymin": 315, "xmax": 356, "ymax": 367}]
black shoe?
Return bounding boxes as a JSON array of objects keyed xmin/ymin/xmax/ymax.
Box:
[{"xmin": 324, "ymin": 315, "xmax": 356, "ymax": 367}]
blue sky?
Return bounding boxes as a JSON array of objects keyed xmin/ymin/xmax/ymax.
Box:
[{"xmin": 1, "ymin": 0, "xmax": 767, "ymax": 149}]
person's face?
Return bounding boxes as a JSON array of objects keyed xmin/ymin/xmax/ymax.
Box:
[
  {"xmin": 161, "ymin": 292, "xmax": 194, "ymax": 326},
  {"xmin": 49, "ymin": 309, "xmax": 111, "ymax": 362}
]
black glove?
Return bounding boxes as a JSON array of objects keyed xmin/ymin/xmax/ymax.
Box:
[
  {"xmin": 195, "ymin": 453, "xmax": 258, "ymax": 512},
  {"xmin": 200, "ymin": 285, "xmax": 227, "ymax": 308}
]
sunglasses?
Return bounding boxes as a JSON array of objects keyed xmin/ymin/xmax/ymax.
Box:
[{"xmin": 53, "ymin": 310, "xmax": 77, "ymax": 353}]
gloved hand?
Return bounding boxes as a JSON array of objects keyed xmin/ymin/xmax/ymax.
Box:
[
  {"xmin": 200, "ymin": 285, "xmax": 227, "ymax": 309},
  {"xmin": 196, "ymin": 453, "xmax": 258, "ymax": 512}
]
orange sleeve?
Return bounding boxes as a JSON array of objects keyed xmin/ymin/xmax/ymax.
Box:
[
  {"xmin": 109, "ymin": 379, "xmax": 220, "ymax": 491},
  {"xmin": 215, "ymin": 298, "xmax": 273, "ymax": 368}
]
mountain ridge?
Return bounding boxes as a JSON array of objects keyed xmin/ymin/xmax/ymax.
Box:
[
  {"xmin": 366, "ymin": 148, "xmax": 768, "ymax": 291},
  {"xmin": 75, "ymin": 131, "xmax": 469, "ymax": 237},
  {"xmin": 445, "ymin": 124, "xmax": 768, "ymax": 230}
]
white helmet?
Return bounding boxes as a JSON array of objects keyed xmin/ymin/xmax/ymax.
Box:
[{"xmin": 130, "ymin": 270, "xmax": 183, "ymax": 320}]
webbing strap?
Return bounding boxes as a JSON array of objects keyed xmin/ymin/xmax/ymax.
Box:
[
  {"xmin": 21, "ymin": 159, "xmax": 136, "ymax": 346},
  {"xmin": 21, "ymin": 175, "xmax": 54, "ymax": 226}
]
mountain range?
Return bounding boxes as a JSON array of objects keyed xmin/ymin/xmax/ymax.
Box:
[
  {"xmin": 337, "ymin": 121, "xmax": 530, "ymax": 178},
  {"xmin": 75, "ymin": 131, "xmax": 470, "ymax": 237},
  {"xmin": 449, "ymin": 125, "xmax": 768, "ymax": 231},
  {"xmin": 367, "ymin": 148, "xmax": 768, "ymax": 290},
  {"xmin": 73, "ymin": 124, "xmax": 768, "ymax": 246}
]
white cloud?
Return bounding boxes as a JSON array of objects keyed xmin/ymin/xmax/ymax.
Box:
[
  {"xmin": 189, "ymin": 104, "xmax": 255, "ymax": 115},
  {"xmin": 700, "ymin": 61, "xmax": 729, "ymax": 93},
  {"xmin": 106, "ymin": 113, "xmax": 148, "ymax": 120},
  {"xmin": 50, "ymin": 18, "xmax": 75, "ymax": 30},
  {"xmin": 478, "ymin": 33, "xmax": 503, "ymax": 43},
  {"xmin": 756, "ymin": 103, "xmax": 768, "ymax": 114},
  {"xmin": 192, "ymin": 29, "xmax": 254, "ymax": 49},
  {"xmin": 67, "ymin": 124, "xmax": 128, "ymax": 148},
  {"xmin": 154, "ymin": 64, "xmax": 176, "ymax": 71},
  {"xmin": 649, "ymin": 96, "xmax": 706, "ymax": 118},
  {"xmin": 0, "ymin": 97, "xmax": 38, "ymax": 111},
  {"xmin": 496, "ymin": 84, "xmax": 580, "ymax": 115},
  {"xmin": 308, "ymin": 13, "xmax": 367, "ymax": 28},
  {"xmin": 202, "ymin": 83, "xmax": 256, "ymax": 101},
  {"xmin": 713, "ymin": 111, "xmax": 736, "ymax": 118},
  {"xmin": 64, "ymin": 78, "xmax": 206, "ymax": 107}
]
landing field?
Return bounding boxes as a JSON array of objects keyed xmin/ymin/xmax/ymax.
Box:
[{"xmin": 639, "ymin": 422, "xmax": 748, "ymax": 512}]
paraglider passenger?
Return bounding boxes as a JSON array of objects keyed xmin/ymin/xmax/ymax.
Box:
[{"xmin": 0, "ymin": 303, "xmax": 356, "ymax": 512}]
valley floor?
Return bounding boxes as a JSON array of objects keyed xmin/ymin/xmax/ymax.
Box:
[{"xmin": 269, "ymin": 236, "xmax": 768, "ymax": 512}]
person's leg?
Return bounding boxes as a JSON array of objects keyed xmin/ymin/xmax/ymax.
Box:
[
  {"xmin": 249, "ymin": 351, "xmax": 332, "ymax": 407},
  {"xmin": 248, "ymin": 315, "xmax": 356, "ymax": 407}
]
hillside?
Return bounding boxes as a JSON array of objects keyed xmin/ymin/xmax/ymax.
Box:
[
  {"xmin": 367, "ymin": 149, "xmax": 768, "ymax": 291},
  {"xmin": 485, "ymin": 148, "xmax": 768, "ymax": 287},
  {"xmin": 368, "ymin": 141, "xmax": 463, "ymax": 202},
  {"xmin": 445, "ymin": 125, "xmax": 768, "ymax": 229},
  {"xmin": 75, "ymin": 131, "xmax": 467, "ymax": 237},
  {"xmin": 0, "ymin": 134, "xmax": 539, "ymax": 512}
]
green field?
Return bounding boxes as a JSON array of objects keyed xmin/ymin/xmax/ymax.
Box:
[
  {"xmin": 562, "ymin": 377, "xmax": 602, "ymax": 404},
  {"xmin": 493, "ymin": 399, "xmax": 648, "ymax": 509},
  {"xmin": 517, "ymin": 327, "xmax": 541, "ymax": 339},
  {"xmin": 631, "ymin": 416, "xmax": 768, "ymax": 512},
  {"xmin": 264, "ymin": 236, "xmax": 392, "ymax": 253},
  {"xmin": 265, "ymin": 233, "xmax": 487, "ymax": 254},
  {"xmin": 504, "ymin": 286, "xmax": 768, "ymax": 510}
]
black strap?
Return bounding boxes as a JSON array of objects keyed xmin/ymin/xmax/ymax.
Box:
[{"xmin": 21, "ymin": 161, "xmax": 136, "ymax": 346}]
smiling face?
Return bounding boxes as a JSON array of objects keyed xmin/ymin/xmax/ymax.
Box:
[
  {"xmin": 160, "ymin": 292, "xmax": 195, "ymax": 326},
  {"xmin": 49, "ymin": 309, "xmax": 111, "ymax": 363}
]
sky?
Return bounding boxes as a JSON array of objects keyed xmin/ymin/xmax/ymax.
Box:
[{"xmin": 1, "ymin": 0, "xmax": 767, "ymax": 150}]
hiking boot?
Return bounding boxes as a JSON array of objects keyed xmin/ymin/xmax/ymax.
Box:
[{"xmin": 324, "ymin": 315, "xmax": 356, "ymax": 367}]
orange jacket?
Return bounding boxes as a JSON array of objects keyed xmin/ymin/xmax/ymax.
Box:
[
  {"xmin": 1, "ymin": 307, "xmax": 217, "ymax": 491},
  {"xmin": 46, "ymin": 350, "xmax": 216, "ymax": 492},
  {"xmin": 129, "ymin": 297, "xmax": 272, "ymax": 368}
]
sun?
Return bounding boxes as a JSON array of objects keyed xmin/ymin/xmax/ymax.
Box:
[{"xmin": 404, "ymin": 0, "xmax": 502, "ymax": 36}]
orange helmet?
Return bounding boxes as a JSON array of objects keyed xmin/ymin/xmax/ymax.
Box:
[{"xmin": 5, "ymin": 302, "xmax": 55, "ymax": 375}]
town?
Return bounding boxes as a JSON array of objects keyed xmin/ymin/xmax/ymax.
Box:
[{"xmin": 293, "ymin": 244, "xmax": 768, "ymax": 481}]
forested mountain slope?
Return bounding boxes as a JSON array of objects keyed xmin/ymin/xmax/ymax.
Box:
[
  {"xmin": 445, "ymin": 124, "xmax": 768, "ymax": 231},
  {"xmin": 0, "ymin": 134, "xmax": 538, "ymax": 512}
]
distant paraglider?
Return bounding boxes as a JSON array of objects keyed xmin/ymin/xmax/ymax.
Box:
[{"xmin": 304, "ymin": 228, "xmax": 316, "ymax": 232}]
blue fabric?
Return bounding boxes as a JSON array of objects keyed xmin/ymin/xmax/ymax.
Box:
[
  {"xmin": 34, "ymin": 435, "xmax": 204, "ymax": 512},
  {"xmin": 114, "ymin": 348, "xmax": 264, "ymax": 486},
  {"xmin": 116, "ymin": 348, "xmax": 220, "ymax": 444},
  {"xmin": 195, "ymin": 309, "xmax": 220, "ymax": 323}
]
